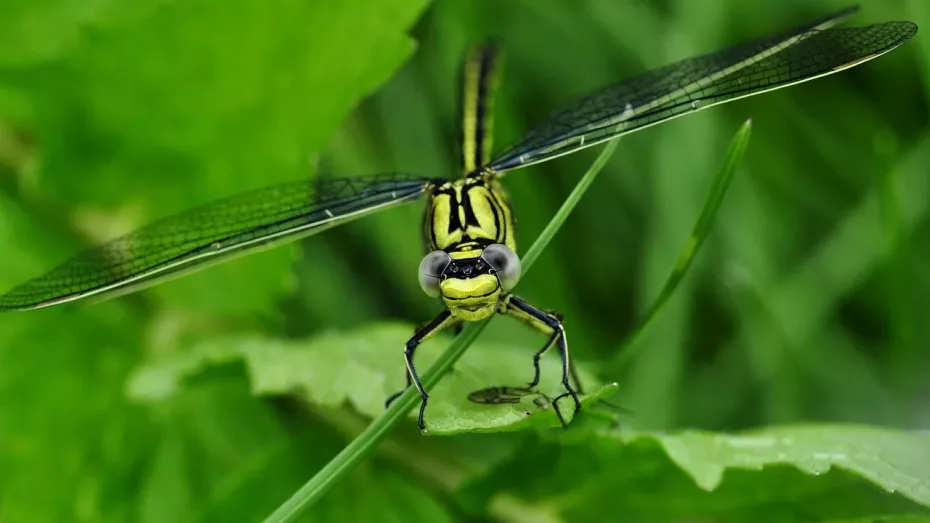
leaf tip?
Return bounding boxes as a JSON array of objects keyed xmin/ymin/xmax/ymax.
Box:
[{"xmin": 739, "ymin": 118, "xmax": 753, "ymax": 134}]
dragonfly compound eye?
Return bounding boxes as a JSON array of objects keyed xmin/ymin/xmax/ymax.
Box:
[
  {"xmin": 418, "ymin": 250, "xmax": 452, "ymax": 298},
  {"xmin": 480, "ymin": 243, "xmax": 521, "ymax": 291}
]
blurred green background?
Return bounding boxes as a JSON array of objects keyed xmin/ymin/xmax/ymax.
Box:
[{"xmin": 1, "ymin": 0, "xmax": 928, "ymax": 521}]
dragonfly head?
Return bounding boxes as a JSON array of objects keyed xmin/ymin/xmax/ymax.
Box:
[{"xmin": 418, "ymin": 243, "xmax": 522, "ymax": 321}]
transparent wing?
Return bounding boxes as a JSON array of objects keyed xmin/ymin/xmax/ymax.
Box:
[
  {"xmin": 0, "ymin": 174, "xmax": 437, "ymax": 311},
  {"xmin": 488, "ymin": 6, "xmax": 918, "ymax": 173}
]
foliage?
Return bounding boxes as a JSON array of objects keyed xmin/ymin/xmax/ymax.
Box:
[
  {"xmin": 1, "ymin": 0, "xmax": 929, "ymax": 522},
  {"xmin": 128, "ymin": 322, "xmax": 616, "ymax": 434},
  {"xmin": 458, "ymin": 426, "xmax": 930, "ymax": 522}
]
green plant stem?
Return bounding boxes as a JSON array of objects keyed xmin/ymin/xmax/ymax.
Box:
[
  {"xmin": 612, "ymin": 119, "xmax": 752, "ymax": 371},
  {"xmin": 261, "ymin": 140, "xmax": 619, "ymax": 523},
  {"xmin": 521, "ymin": 138, "xmax": 620, "ymax": 271}
]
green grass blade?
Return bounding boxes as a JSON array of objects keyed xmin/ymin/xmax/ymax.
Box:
[
  {"xmin": 521, "ymin": 137, "xmax": 621, "ymax": 271},
  {"xmin": 259, "ymin": 320, "xmax": 488, "ymax": 523},
  {"xmin": 612, "ymin": 119, "xmax": 752, "ymax": 371},
  {"xmin": 260, "ymin": 140, "xmax": 620, "ymax": 523}
]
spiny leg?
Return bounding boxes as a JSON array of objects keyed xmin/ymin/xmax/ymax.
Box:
[
  {"xmin": 532, "ymin": 394, "xmax": 569, "ymax": 428},
  {"xmin": 385, "ymin": 309, "xmax": 461, "ymax": 431},
  {"xmin": 528, "ymin": 330, "xmax": 559, "ymax": 389},
  {"xmin": 499, "ymin": 294, "xmax": 582, "ymax": 417},
  {"xmin": 569, "ymin": 357, "xmax": 586, "ymax": 395},
  {"xmin": 527, "ymin": 311, "xmax": 587, "ymax": 395},
  {"xmin": 523, "ymin": 311, "xmax": 586, "ymax": 394}
]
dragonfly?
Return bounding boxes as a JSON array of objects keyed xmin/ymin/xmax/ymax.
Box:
[{"xmin": 0, "ymin": 6, "xmax": 917, "ymax": 432}]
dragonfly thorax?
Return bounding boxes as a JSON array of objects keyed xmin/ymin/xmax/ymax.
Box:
[{"xmin": 424, "ymin": 176, "xmax": 516, "ymax": 253}]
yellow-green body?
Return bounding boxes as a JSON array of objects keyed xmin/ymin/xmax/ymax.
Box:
[{"xmin": 423, "ymin": 174, "xmax": 516, "ymax": 321}]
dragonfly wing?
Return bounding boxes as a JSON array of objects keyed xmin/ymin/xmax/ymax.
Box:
[
  {"xmin": 488, "ymin": 7, "xmax": 917, "ymax": 173},
  {"xmin": 0, "ymin": 174, "xmax": 437, "ymax": 311}
]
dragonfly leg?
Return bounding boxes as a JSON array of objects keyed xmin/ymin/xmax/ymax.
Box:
[
  {"xmin": 528, "ymin": 330, "xmax": 559, "ymax": 388},
  {"xmin": 498, "ymin": 294, "xmax": 582, "ymax": 418},
  {"xmin": 532, "ymin": 394, "xmax": 569, "ymax": 428},
  {"xmin": 385, "ymin": 309, "xmax": 461, "ymax": 432},
  {"xmin": 521, "ymin": 310, "xmax": 586, "ymax": 393}
]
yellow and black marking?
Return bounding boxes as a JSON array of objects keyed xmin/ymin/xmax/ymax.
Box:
[
  {"xmin": 386, "ymin": 44, "xmax": 582, "ymax": 432},
  {"xmin": 460, "ymin": 43, "xmax": 501, "ymax": 174},
  {"xmin": 424, "ymin": 175, "xmax": 516, "ymax": 254},
  {"xmin": 424, "ymin": 174, "xmax": 517, "ymax": 322},
  {"xmin": 397, "ymin": 179, "xmax": 584, "ymax": 429}
]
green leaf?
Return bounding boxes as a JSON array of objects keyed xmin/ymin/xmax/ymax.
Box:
[
  {"xmin": 1, "ymin": 177, "xmax": 162, "ymax": 523},
  {"xmin": 647, "ymin": 426, "xmax": 930, "ymax": 498},
  {"xmin": 0, "ymin": 303, "xmax": 154, "ymax": 522},
  {"xmin": 1, "ymin": 0, "xmax": 430, "ymax": 316},
  {"xmin": 136, "ymin": 369, "xmax": 457, "ymax": 523},
  {"xmin": 0, "ymin": 0, "xmax": 116, "ymax": 66},
  {"xmin": 138, "ymin": 424, "xmax": 194, "ymax": 523},
  {"xmin": 128, "ymin": 322, "xmax": 619, "ymax": 434},
  {"xmin": 457, "ymin": 426, "xmax": 930, "ymax": 523}
]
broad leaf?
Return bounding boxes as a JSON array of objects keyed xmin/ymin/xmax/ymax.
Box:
[
  {"xmin": 457, "ymin": 426, "xmax": 930, "ymax": 522},
  {"xmin": 128, "ymin": 322, "xmax": 617, "ymax": 434},
  {"xmin": 138, "ymin": 370, "xmax": 457, "ymax": 523}
]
